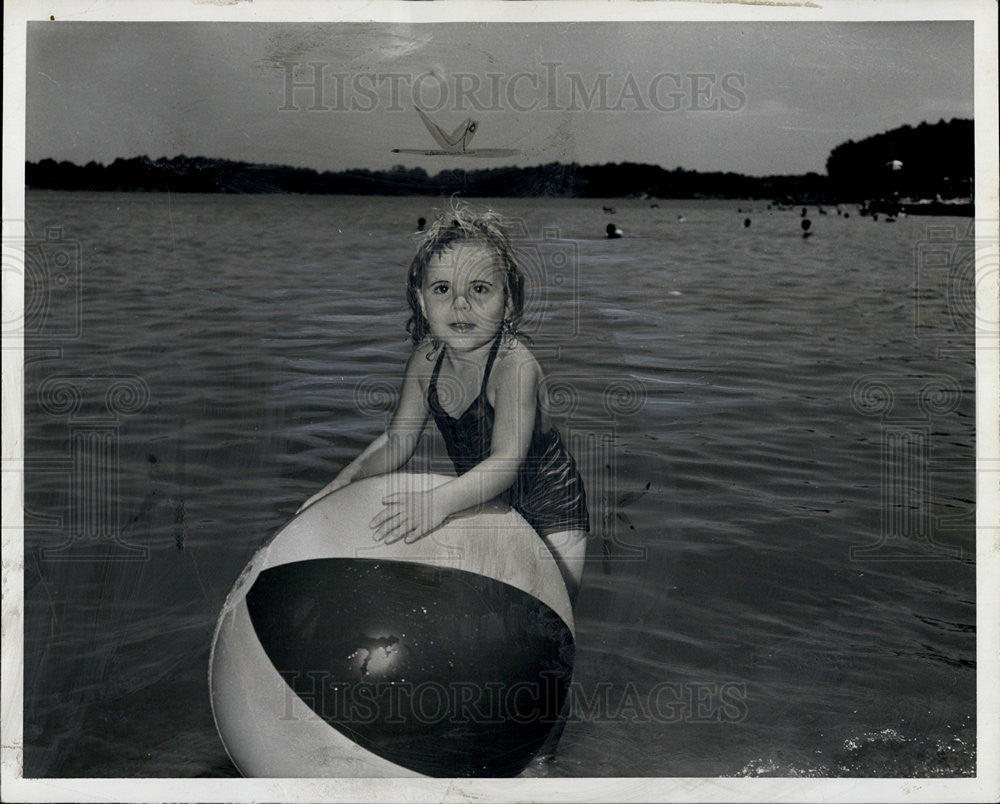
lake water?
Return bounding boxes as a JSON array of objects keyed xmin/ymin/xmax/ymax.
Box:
[{"xmin": 21, "ymin": 191, "xmax": 976, "ymax": 777}]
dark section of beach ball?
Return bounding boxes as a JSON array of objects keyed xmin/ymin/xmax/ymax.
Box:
[{"xmin": 246, "ymin": 558, "xmax": 575, "ymax": 777}]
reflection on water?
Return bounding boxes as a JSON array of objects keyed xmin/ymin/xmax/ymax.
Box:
[{"xmin": 23, "ymin": 192, "xmax": 974, "ymax": 777}]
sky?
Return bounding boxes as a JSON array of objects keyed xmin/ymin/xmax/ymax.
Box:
[{"xmin": 25, "ymin": 20, "xmax": 974, "ymax": 177}]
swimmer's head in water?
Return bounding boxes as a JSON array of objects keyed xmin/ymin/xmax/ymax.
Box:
[{"xmin": 406, "ymin": 203, "xmax": 525, "ymax": 347}]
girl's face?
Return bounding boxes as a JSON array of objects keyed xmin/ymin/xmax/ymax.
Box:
[{"xmin": 418, "ymin": 243, "xmax": 508, "ymax": 353}]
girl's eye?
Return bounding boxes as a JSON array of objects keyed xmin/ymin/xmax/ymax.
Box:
[
  {"xmin": 472, "ymin": 283, "xmax": 491, "ymax": 294},
  {"xmin": 432, "ymin": 284, "xmax": 449, "ymax": 295}
]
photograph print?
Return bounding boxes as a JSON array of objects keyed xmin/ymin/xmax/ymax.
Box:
[{"xmin": 3, "ymin": 1, "xmax": 997, "ymax": 801}]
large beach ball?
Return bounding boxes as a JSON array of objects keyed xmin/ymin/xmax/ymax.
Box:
[{"xmin": 209, "ymin": 473, "xmax": 575, "ymax": 777}]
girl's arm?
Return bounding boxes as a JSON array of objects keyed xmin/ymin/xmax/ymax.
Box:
[
  {"xmin": 296, "ymin": 347, "xmax": 431, "ymax": 513},
  {"xmin": 372, "ymin": 349, "xmax": 540, "ymax": 543}
]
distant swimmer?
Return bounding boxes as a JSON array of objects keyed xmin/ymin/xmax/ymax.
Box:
[
  {"xmin": 801, "ymin": 218, "xmax": 813, "ymax": 238},
  {"xmin": 417, "ymin": 217, "xmax": 426, "ymax": 231},
  {"xmin": 744, "ymin": 218, "xmax": 751, "ymax": 228},
  {"xmin": 801, "ymin": 207, "xmax": 808, "ymax": 217},
  {"xmin": 677, "ymin": 214, "xmax": 686, "ymax": 223},
  {"xmin": 602, "ymin": 206, "xmax": 616, "ymax": 214},
  {"xmin": 606, "ymin": 223, "xmax": 622, "ymax": 239}
]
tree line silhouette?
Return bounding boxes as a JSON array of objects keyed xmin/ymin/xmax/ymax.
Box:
[
  {"xmin": 24, "ymin": 156, "xmax": 827, "ymax": 200},
  {"xmin": 26, "ymin": 119, "xmax": 970, "ymax": 203},
  {"xmin": 826, "ymin": 118, "xmax": 972, "ymax": 201}
]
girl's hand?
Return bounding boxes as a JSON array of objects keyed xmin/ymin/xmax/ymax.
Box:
[
  {"xmin": 295, "ymin": 466, "xmax": 357, "ymax": 514},
  {"xmin": 370, "ymin": 489, "xmax": 449, "ymax": 545}
]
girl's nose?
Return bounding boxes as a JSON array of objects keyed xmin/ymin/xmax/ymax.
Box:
[{"xmin": 452, "ymin": 292, "xmax": 471, "ymax": 310}]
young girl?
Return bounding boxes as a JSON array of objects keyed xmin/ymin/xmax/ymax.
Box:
[{"xmin": 299, "ymin": 206, "xmax": 589, "ymax": 603}]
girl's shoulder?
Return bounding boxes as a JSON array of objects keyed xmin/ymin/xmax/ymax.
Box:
[
  {"xmin": 405, "ymin": 339, "xmax": 439, "ymax": 380},
  {"xmin": 492, "ymin": 338, "xmax": 543, "ymax": 385},
  {"xmin": 412, "ymin": 337, "xmax": 437, "ymax": 362}
]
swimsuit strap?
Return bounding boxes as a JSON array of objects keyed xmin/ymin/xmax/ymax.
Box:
[
  {"xmin": 429, "ymin": 343, "xmax": 447, "ymax": 401},
  {"xmin": 479, "ymin": 333, "xmax": 503, "ymax": 396}
]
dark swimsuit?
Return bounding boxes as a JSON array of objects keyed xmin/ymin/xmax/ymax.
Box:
[{"xmin": 428, "ymin": 336, "xmax": 590, "ymax": 536}]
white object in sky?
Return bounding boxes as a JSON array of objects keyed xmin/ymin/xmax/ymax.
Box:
[
  {"xmin": 392, "ymin": 107, "xmax": 520, "ymax": 157},
  {"xmin": 886, "ymin": 159, "xmax": 904, "ymax": 171}
]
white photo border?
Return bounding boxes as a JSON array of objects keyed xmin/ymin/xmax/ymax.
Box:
[{"xmin": 3, "ymin": 1, "xmax": 997, "ymax": 801}]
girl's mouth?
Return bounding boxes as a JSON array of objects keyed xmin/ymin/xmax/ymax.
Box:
[{"xmin": 450, "ymin": 322, "xmax": 475, "ymax": 332}]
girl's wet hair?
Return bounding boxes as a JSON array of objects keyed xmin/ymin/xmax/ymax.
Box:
[{"xmin": 406, "ymin": 203, "xmax": 525, "ymax": 347}]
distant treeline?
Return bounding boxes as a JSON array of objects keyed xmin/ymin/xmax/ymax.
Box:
[
  {"xmin": 26, "ymin": 118, "xmax": 971, "ymax": 201},
  {"xmin": 25, "ymin": 156, "xmax": 826, "ymax": 200},
  {"xmin": 826, "ymin": 119, "xmax": 972, "ymax": 201}
]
